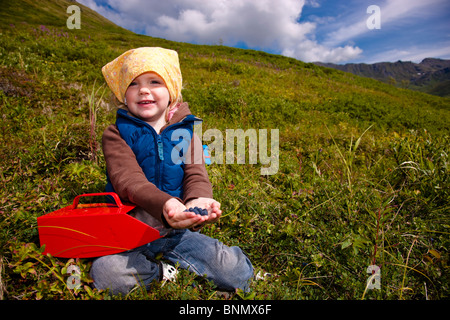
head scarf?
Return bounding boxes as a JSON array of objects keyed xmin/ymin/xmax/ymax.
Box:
[{"xmin": 102, "ymin": 47, "xmax": 182, "ymax": 104}]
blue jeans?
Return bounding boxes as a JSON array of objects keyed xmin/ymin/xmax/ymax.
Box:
[{"xmin": 90, "ymin": 229, "xmax": 254, "ymax": 295}]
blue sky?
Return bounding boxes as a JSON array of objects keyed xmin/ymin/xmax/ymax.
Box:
[{"xmin": 78, "ymin": 0, "xmax": 450, "ymax": 64}]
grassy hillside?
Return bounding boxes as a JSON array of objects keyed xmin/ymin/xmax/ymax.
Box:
[{"xmin": 0, "ymin": 0, "xmax": 448, "ymax": 300}]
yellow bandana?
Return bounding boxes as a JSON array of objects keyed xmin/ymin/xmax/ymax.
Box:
[{"xmin": 102, "ymin": 47, "xmax": 182, "ymax": 104}]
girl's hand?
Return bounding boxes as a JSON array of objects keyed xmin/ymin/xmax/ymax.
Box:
[
  {"xmin": 185, "ymin": 197, "xmax": 222, "ymax": 225},
  {"xmin": 163, "ymin": 198, "xmax": 207, "ymax": 229}
]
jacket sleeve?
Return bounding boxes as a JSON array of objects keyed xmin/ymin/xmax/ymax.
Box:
[
  {"xmin": 182, "ymin": 132, "xmax": 214, "ymax": 203},
  {"xmin": 102, "ymin": 124, "xmax": 174, "ymax": 225}
]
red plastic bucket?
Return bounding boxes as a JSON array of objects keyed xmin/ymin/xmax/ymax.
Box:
[{"xmin": 37, "ymin": 193, "xmax": 161, "ymax": 258}]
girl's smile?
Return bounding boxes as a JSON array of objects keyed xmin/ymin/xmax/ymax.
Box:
[{"xmin": 137, "ymin": 99, "xmax": 156, "ymax": 105}]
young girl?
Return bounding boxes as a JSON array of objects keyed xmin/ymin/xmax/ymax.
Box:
[{"xmin": 90, "ymin": 47, "xmax": 254, "ymax": 295}]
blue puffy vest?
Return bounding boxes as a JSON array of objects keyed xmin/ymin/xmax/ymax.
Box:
[{"xmin": 105, "ymin": 108, "xmax": 201, "ymax": 199}]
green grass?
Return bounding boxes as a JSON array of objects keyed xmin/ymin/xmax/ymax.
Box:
[{"xmin": 0, "ymin": 0, "xmax": 448, "ymax": 300}]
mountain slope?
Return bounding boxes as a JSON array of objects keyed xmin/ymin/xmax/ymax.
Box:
[
  {"xmin": 315, "ymin": 58, "xmax": 450, "ymax": 97},
  {"xmin": 0, "ymin": 0, "xmax": 127, "ymax": 33}
]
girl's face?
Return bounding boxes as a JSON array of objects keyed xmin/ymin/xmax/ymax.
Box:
[{"xmin": 125, "ymin": 72, "xmax": 171, "ymax": 128}]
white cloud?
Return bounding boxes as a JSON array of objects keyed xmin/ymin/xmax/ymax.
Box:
[
  {"xmin": 323, "ymin": 0, "xmax": 448, "ymax": 48},
  {"xmin": 283, "ymin": 41, "xmax": 362, "ymax": 64},
  {"xmin": 149, "ymin": 0, "xmax": 313, "ymax": 49},
  {"xmin": 365, "ymin": 43, "xmax": 450, "ymax": 64},
  {"xmin": 78, "ymin": 0, "xmax": 363, "ymax": 63}
]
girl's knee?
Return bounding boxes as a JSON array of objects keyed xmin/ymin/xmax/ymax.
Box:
[
  {"xmin": 90, "ymin": 252, "xmax": 159, "ymax": 295},
  {"xmin": 212, "ymin": 245, "xmax": 254, "ymax": 291},
  {"xmin": 90, "ymin": 255, "xmax": 131, "ymax": 294}
]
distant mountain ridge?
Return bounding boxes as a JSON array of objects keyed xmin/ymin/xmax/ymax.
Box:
[{"xmin": 314, "ymin": 58, "xmax": 450, "ymax": 97}]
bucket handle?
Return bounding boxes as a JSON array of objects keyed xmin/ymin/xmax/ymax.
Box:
[{"xmin": 72, "ymin": 192, "xmax": 124, "ymax": 209}]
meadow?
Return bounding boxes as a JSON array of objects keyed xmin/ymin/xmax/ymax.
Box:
[{"xmin": 0, "ymin": 0, "xmax": 448, "ymax": 300}]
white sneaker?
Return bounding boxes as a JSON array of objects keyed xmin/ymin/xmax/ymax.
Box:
[
  {"xmin": 161, "ymin": 262, "xmax": 178, "ymax": 285},
  {"xmin": 255, "ymin": 271, "xmax": 272, "ymax": 280}
]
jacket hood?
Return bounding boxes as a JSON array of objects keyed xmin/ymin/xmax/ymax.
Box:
[{"xmin": 165, "ymin": 102, "xmax": 193, "ymax": 128}]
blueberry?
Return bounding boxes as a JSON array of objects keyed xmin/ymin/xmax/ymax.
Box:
[{"xmin": 184, "ymin": 206, "xmax": 208, "ymax": 216}]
